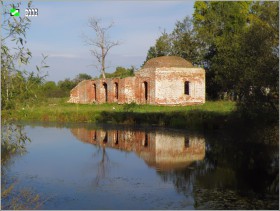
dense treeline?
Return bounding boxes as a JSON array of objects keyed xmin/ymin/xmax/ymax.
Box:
[
  {"xmin": 1, "ymin": 1, "xmax": 278, "ymax": 209},
  {"xmin": 1, "ymin": 1, "xmax": 279, "ymax": 123},
  {"xmin": 40, "ymin": 66, "xmax": 135, "ymax": 98},
  {"xmin": 144, "ymin": 1, "xmax": 279, "ymax": 121}
]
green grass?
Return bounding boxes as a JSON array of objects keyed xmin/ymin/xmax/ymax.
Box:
[{"xmin": 2, "ymin": 98, "xmax": 236, "ymax": 130}]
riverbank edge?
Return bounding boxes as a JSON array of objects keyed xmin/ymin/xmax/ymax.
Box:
[
  {"xmin": 1, "ymin": 100, "xmax": 238, "ymax": 130},
  {"xmin": 1, "ymin": 99, "xmax": 262, "ymax": 133},
  {"xmin": 1, "ymin": 99, "xmax": 277, "ymax": 135}
]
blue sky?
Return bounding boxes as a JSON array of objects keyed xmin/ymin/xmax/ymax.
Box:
[{"xmin": 6, "ymin": 0, "xmax": 196, "ymax": 82}]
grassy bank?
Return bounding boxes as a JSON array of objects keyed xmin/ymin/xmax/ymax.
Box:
[{"xmin": 2, "ymin": 98, "xmax": 237, "ymax": 130}]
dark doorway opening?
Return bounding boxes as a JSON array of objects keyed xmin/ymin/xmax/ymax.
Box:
[
  {"xmin": 184, "ymin": 136, "xmax": 190, "ymax": 148},
  {"xmin": 115, "ymin": 82, "xmax": 118, "ymax": 100},
  {"xmin": 93, "ymin": 84, "xmax": 96, "ymax": 101},
  {"xmin": 103, "ymin": 132, "xmax": 108, "ymax": 144},
  {"xmin": 93, "ymin": 131, "xmax": 97, "ymax": 141},
  {"xmin": 103, "ymin": 83, "xmax": 108, "ymax": 102},
  {"xmin": 143, "ymin": 133, "xmax": 148, "ymax": 147},
  {"xmin": 184, "ymin": 81, "xmax": 190, "ymax": 95},
  {"xmin": 114, "ymin": 131, "xmax": 119, "ymax": 145},
  {"xmin": 144, "ymin": 81, "xmax": 148, "ymax": 102}
]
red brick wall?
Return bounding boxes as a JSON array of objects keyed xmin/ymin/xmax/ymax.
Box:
[
  {"xmin": 70, "ymin": 127, "xmax": 206, "ymax": 170},
  {"xmin": 68, "ymin": 67, "xmax": 205, "ymax": 105}
]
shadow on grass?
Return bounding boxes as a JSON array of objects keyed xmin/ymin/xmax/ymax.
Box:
[{"xmin": 96, "ymin": 110, "xmax": 230, "ymax": 131}]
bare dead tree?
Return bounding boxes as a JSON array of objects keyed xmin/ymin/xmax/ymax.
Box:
[{"xmin": 83, "ymin": 17, "xmax": 120, "ymax": 79}]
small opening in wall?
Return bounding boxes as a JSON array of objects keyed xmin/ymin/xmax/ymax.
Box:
[
  {"xmin": 103, "ymin": 132, "xmax": 108, "ymax": 144},
  {"xmin": 184, "ymin": 136, "xmax": 190, "ymax": 148},
  {"xmin": 144, "ymin": 81, "xmax": 148, "ymax": 102},
  {"xmin": 115, "ymin": 131, "xmax": 119, "ymax": 145},
  {"xmin": 184, "ymin": 81, "xmax": 190, "ymax": 95},
  {"xmin": 103, "ymin": 83, "xmax": 108, "ymax": 102},
  {"xmin": 115, "ymin": 82, "xmax": 118, "ymax": 100},
  {"xmin": 93, "ymin": 84, "xmax": 96, "ymax": 101},
  {"xmin": 92, "ymin": 131, "xmax": 97, "ymax": 141},
  {"xmin": 143, "ymin": 133, "xmax": 148, "ymax": 147}
]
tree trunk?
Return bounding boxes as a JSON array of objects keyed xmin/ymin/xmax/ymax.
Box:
[{"xmin": 101, "ymin": 37, "xmax": 106, "ymax": 79}]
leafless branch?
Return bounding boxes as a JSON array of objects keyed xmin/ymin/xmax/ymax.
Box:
[{"xmin": 82, "ymin": 17, "xmax": 120, "ymax": 78}]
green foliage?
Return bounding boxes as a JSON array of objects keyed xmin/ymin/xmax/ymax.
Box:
[
  {"xmin": 2, "ymin": 99, "xmax": 236, "ymax": 128},
  {"xmin": 55, "ymin": 78, "xmax": 77, "ymax": 97},
  {"xmin": 143, "ymin": 31, "xmax": 172, "ymax": 65},
  {"xmin": 58, "ymin": 78, "xmax": 77, "ymax": 90},
  {"xmin": 1, "ymin": 1, "xmax": 48, "ymax": 109},
  {"xmin": 1, "ymin": 121, "xmax": 30, "ymax": 164},
  {"xmin": 123, "ymin": 102, "xmax": 137, "ymax": 112},
  {"xmin": 143, "ymin": 1, "xmax": 279, "ymax": 121},
  {"xmin": 40, "ymin": 73, "xmax": 91, "ymax": 98},
  {"xmin": 170, "ymin": 16, "xmax": 201, "ymax": 64},
  {"xmin": 143, "ymin": 17, "xmax": 201, "ymax": 66},
  {"xmin": 143, "ymin": 1, "xmax": 279, "ymax": 120},
  {"xmin": 236, "ymin": 1, "xmax": 279, "ymax": 117},
  {"xmin": 74, "ymin": 73, "xmax": 92, "ymax": 83},
  {"xmin": 102, "ymin": 66, "xmax": 135, "ymax": 78}
]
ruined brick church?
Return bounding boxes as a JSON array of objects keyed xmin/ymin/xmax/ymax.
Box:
[{"xmin": 68, "ymin": 56, "xmax": 205, "ymax": 106}]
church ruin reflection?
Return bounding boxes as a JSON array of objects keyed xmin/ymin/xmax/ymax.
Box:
[{"xmin": 71, "ymin": 128, "xmax": 205, "ymax": 171}]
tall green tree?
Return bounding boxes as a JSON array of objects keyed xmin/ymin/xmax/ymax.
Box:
[
  {"xmin": 193, "ymin": 1, "xmax": 278, "ymax": 116},
  {"xmin": 236, "ymin": 1, "xmax": 279, "ymax": 117},
  {"xmin": 144, "ymin": 31, "xmax": 172, "ymax": 65},
  {"xmin": 103, "ymin": 66, "xmax": 135, "ymax": 78},
  {"xmin": 193, "ymin": 1, "xmax": 252, "ymax": 99},
  {"xmin": 143, "ymin": 17, "xmax": 201, "ymax": 66},
  {"xmin": 74, "ymin": 73, "xmax": 92, "ymax": 83},
  {"xmin": 170, "ymin": 16, "xmax": 201, "ymax": 64},
  {"xmin": 1, "ymin": 1, "xmax": 48, "ymax": 109}
]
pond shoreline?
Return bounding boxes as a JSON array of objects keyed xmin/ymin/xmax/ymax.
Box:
[
  {"xmin": 2, "ymin": 100, "xmax": 236, "ymax": 129},
  {"xmin": 2, "ymin": 99, "xmax": 278, "ymax": 145}
]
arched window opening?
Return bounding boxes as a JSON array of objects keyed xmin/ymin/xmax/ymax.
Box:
[
  {"xmin": 93, "ymin": 84, "xmax": 96, "ymax": 101},
  {"xmin": 184, "ymin": 136, "xmax": 190, "ymax": 148},
  {"xmin": 103, "ymin": 83, "xmax": 108, "ymax": 102},
  {"xmin": 143, "ymin": 133, "xmax": 148, "ymax": 147},
  {"xmin": 114, "ymin": 131, "xmax": 119, "ymax": 145},
  {"xmin": 184, "ymin": 81, "xmax": 190, "ymax": 95},
  {"xmin": 115, "ymin": 82, "xmax": 118, "ymax": 100},
  {"xmin": 142, "ymin": 81, "xmax": 148, "ymax": 102},
  {"xmin": 92, "ymin": 131, "xmax": 97, "ymax": 141},
  {"xmin": 103, "ymin": 132, "xmax": 108, "ymax": 144}
]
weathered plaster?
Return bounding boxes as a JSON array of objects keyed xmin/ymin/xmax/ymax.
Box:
[{"xmin": 68, "ymin": 56, "xmax": 205, "ymax": 106}]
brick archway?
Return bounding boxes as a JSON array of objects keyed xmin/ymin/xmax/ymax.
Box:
[
  {"xmin": 103, "ymin": 82, "xmax": 108, "ymax": 102},
  {"xmin": 114, "ymin": 82, "xmax": 118, "ymax": 100},
  {"xmin": 142, "ymin": 81, "xmax": 148, "ymax": 103}
]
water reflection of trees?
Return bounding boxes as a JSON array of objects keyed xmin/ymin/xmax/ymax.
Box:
[
  {"xmin": 1, "ymin": 122, "xmax": 30, "ymax": 166},
  {"xmin": 1, "ymin": 121, "xmax": 42, "ymax": 210},
  {"xmin": 94, "ymin": 147, "xmax": 111, "ymax": 186},
  {"xmin": 71, "ymin": 126, "xmax": 278, "ymax": 209},
  {"xmin": 157, "ymin": 131, "xmax": 279, "ymax": 209}
]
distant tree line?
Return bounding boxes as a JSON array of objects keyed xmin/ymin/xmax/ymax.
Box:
[
  {"xmin": 144, "ymin": 1, "xmax": 278, "ymax": 120},
  {"xmin": 40, "ymin": 66, "xmax": 135, "ymax": 98}
]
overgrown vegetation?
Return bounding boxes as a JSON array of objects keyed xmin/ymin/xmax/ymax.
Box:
[
  {"xmin": 102, "ymin": 66, "xmax": 135, "ymax": 79},
  {"xmin": 1, "ymin": 1, "xmax": 46, "ymax": 209},
  {"xmin": 144, "ymin": 1, "xmax": 279, "ymax": 122},
  {"xmin": 1, "ymin": 1, "xmax": 278, "ymax": 209},
  {"xmin": 2, "ymin": 99, "xmax": 237, "ymax": 130},
  {"xmin": 1, "ymin": 1, "xmax": 278, "ymax": 137}
]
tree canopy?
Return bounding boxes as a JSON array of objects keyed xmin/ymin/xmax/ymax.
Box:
[{"xmin": 144, "ymin": 1, "xmax": 279, "ymax": 119}]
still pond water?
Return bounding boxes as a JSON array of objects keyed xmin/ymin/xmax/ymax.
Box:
[{"xmin": 2, "ymin": 122, "xmax": 279, "ymax": 209}]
